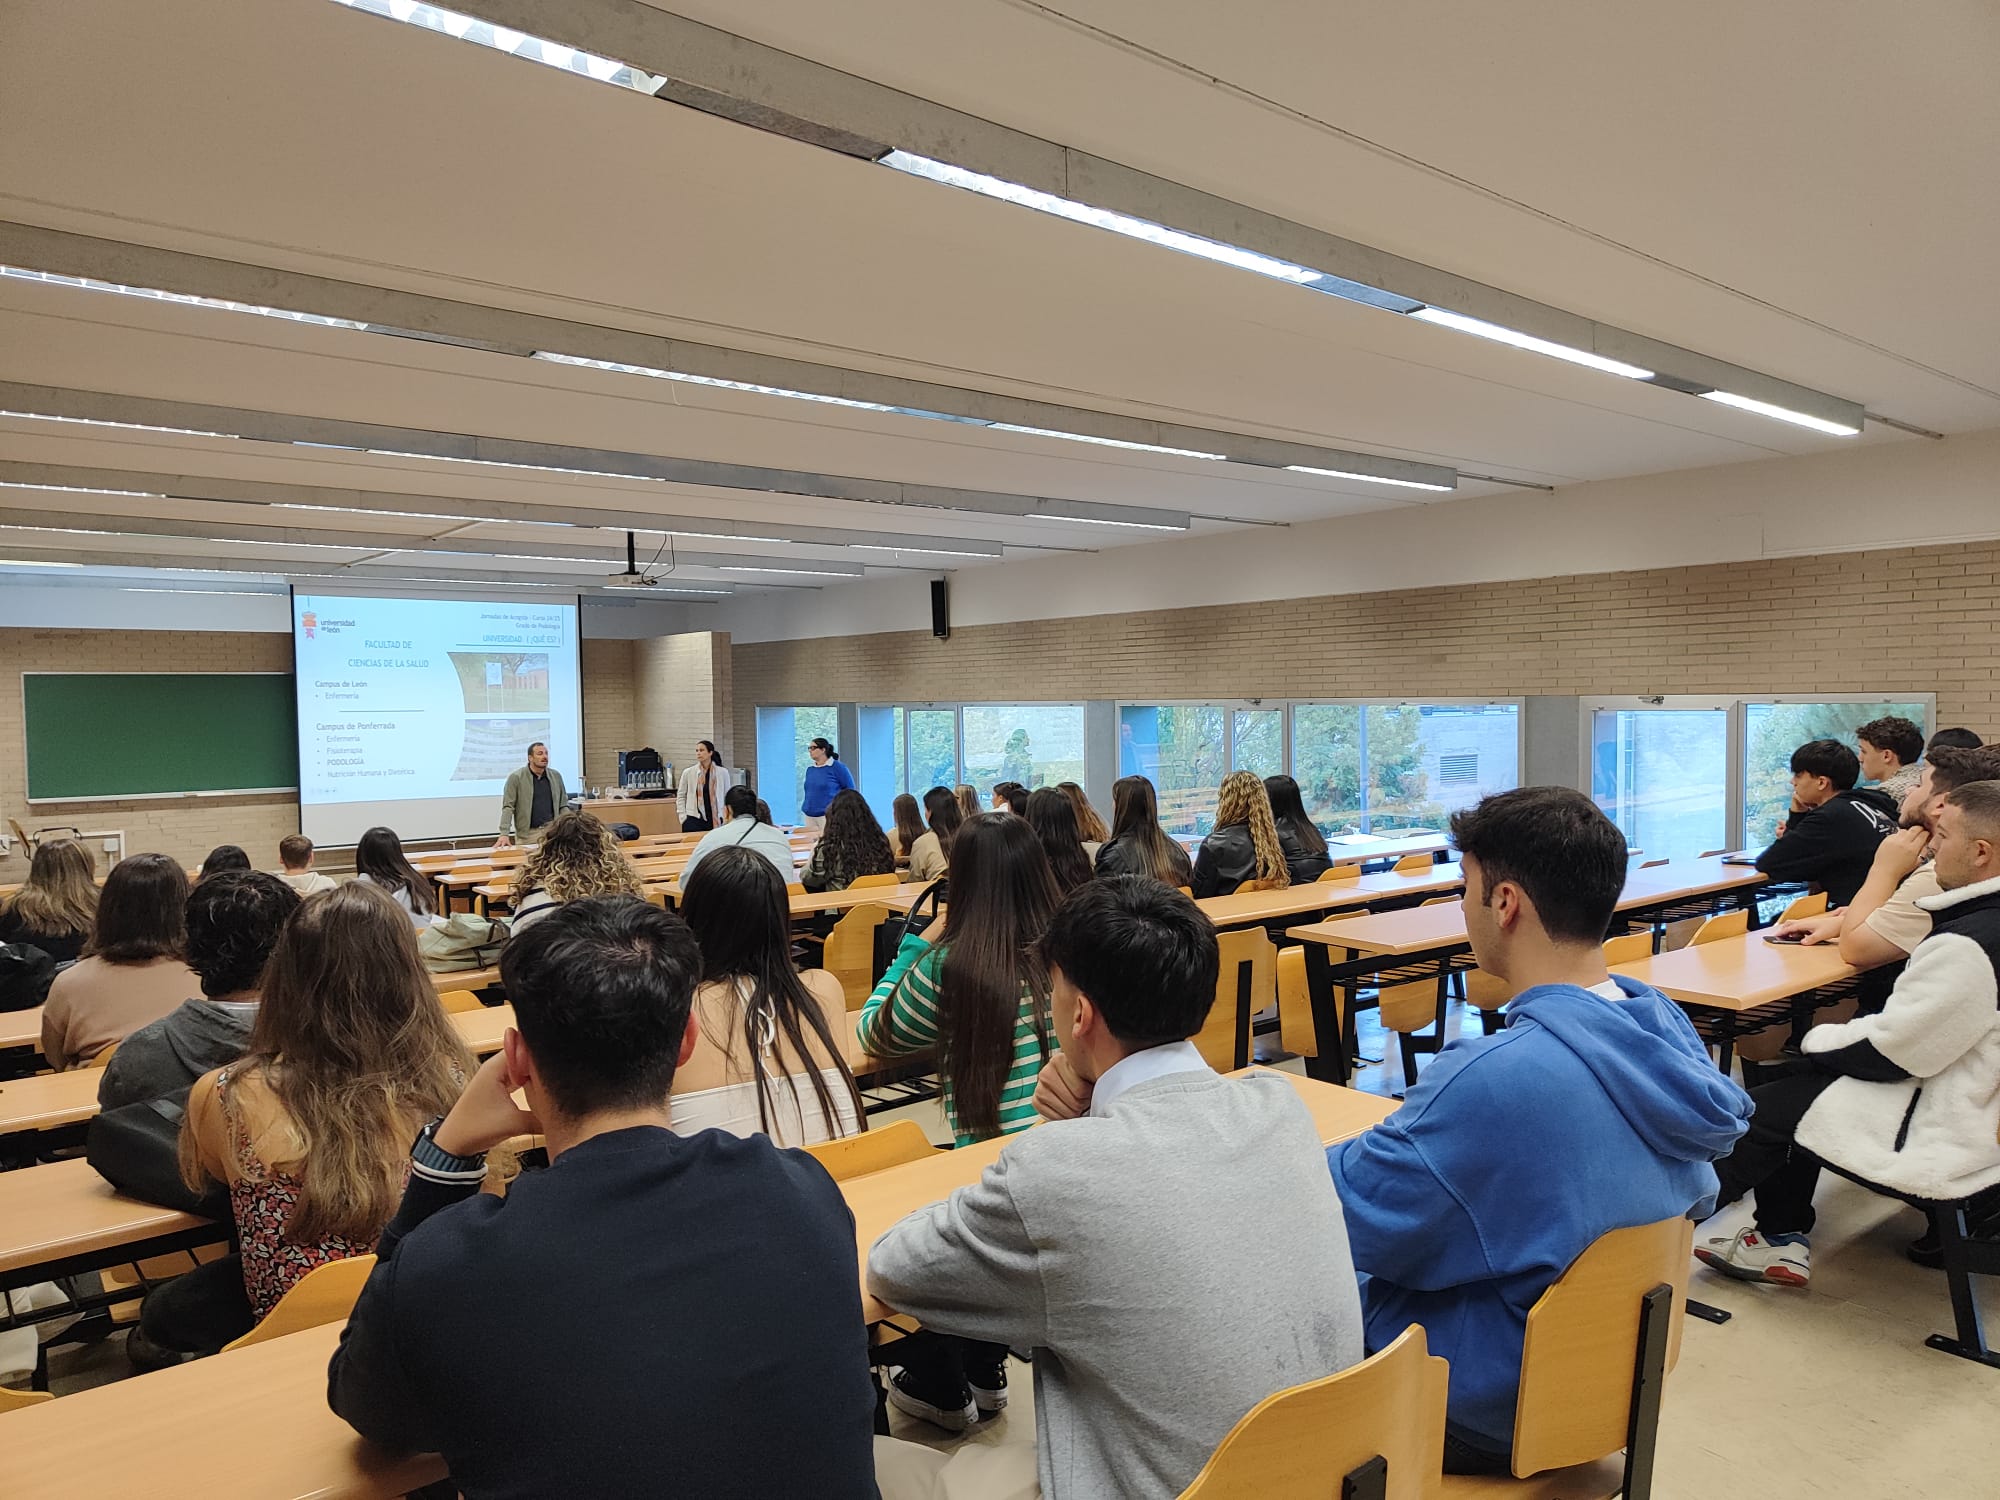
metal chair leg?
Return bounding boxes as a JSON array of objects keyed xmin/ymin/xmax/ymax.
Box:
[{"xmin": 1927, "ymin": 1201, "xmax": 2000, "ymax": 1368}]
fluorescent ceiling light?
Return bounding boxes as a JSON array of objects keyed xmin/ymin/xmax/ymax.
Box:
[
  {"xmin": 0, "ymin": 523, "xmax": 356, "ymax": 552},
  {"xmin": 357, "ymin": 446, "xmax": 670, "ymax": 482},
  {"xmin": 884, "ymin": 153, "xmax": 1326, "ymax": 288},
  {"xmin": 0, "ymin": 558, "xmax": 82, "ymax": 568},
  {"xmin": 1407, "ymin": 308, "xmax": 1654, "ymax": 380},
  {"xmin": 1035, "ymin": 511, "xmax": 1185, "ymax": 531},
  {"xmin": 325, "ymin": 0, "xmax": 662, "ymax": 92},
  {"xmin": 848, "ymin": 543, "xmax": 1000, "ymax": 559},
  {"xmin": 985, "ymin": 424, "xmax": 1225, "ymax": 461},
  {"xmin": 0, "ymin": 409, "xmax": 236, "ymax": 439},
  {"xmin": 719, "ymin": 565, "xmax": 859, "ymax": 577},
  {"xmin": 1283, "ymin": 464, "xmax": 1455, "ymax": 493},
  {"xmin": 0, "ymin": 479, "xmax": 168, "ymax": 498},
  {"xmin": 1699, "ymin": 390, "xmax": 1861, "ymax": 437},
  {"xmin": 0, "ymin": 265, "xmax": 367, "ymax": 330},
  {"xmin": 120, "ymin": 588, "xmax": 281, "ymax": 597},
  {"xmin": 273, "ymin": 502, "xmax": 492, "ymax": 524}
]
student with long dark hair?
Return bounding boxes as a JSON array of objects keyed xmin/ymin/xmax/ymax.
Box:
[
  {"xmin": 676, "ymin": 846, "xmax": 863, "ymax": 1145},
  {"xmin": 352, "ymin": 826, "xmax": 435, "ymax": 925},
  {"xmin": 1264, "ymin": 773, "xmax": 1334, "ymax": 883},
  {"xmin": 197, "ymin": 845, "xmax": 252, "ymax": 882},
  {"xmin": 1093, "ymin": 776, "xmax": 1195, "ymax": 887},
  {"xmin": 908, "ymin": 786, "xmax": 963, "ymax": 886},
  {"xmin": 859, "ymin": 813, "xmax": 1061, "ymax": 1430},
  {"xmin": 41, "ymin": 853, "xmax": 197, "ymax": 1069},
  {"xmin": 798, "ymin": 790, "xmax": 895, "ymax": 893},
  {"xmin": 1058, "ymin": 781, "xmax": 1110, "ymax": 855},
  {"xmin": 1026, "ymin": 787, "xmax": 1093, "ymax": 896},
  {"xmin": 889, "ymin": 793, "xmax": 928, "ymax": 862}
]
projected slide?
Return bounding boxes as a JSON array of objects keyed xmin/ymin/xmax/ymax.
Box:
[{"xmin": 294, "ymin": 593, "xmax": 583, "ymax": 845}]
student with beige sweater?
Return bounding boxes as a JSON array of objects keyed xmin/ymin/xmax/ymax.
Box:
[{"xmin": 40, "ymin": 853, "xmax": 198, "ymax": 1070}]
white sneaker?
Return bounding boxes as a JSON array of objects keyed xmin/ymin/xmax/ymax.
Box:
[
  {"xmin": 1695, "ymin": 1227, "xmax": 1811, "ymax": 1287},
  {"xmin": 886, "ymin": 1368, "xmax": 979, "ymax": 1433}
]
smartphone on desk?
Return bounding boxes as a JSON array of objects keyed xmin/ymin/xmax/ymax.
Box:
[
  {"xmin": 1762, "ymin": 930, "xmax": 1808, "ymax": 944},
  {"xmin": 1720, "ymin": 853, "xmax": 1760, "ymax": 866}
]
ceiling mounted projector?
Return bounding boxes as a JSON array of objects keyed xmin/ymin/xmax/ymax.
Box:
[{"xmin": 605, "ymin": 531, "xmax": 659, "ymax": 588}]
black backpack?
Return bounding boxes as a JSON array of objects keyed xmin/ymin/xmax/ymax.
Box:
[{"xmin": 0, "ymin": 942, "xmax": 57, "ymax": 1013}]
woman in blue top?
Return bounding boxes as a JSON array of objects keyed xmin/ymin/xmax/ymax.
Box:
[{"xmin": 800, "ymin": 737, "xmax": 855, "ymax": 831}]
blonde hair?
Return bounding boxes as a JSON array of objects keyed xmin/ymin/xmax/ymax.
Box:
[
  {"xmin": 511, "ymin": 811, "xmax": 646, "ymax": 905},
  {"xmin": 1215, "ymin": 771, "xmax": 1291, "ymax": 888},
  {"xmin": 5, "ymin": 838, "xmax": 98, "ymax": 940}
]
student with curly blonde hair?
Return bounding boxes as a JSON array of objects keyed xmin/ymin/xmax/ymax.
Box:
[
  {"xmin": 1191, "ymin": 771, "xmax": 1298, "ymax": 898},
  {"xmin": 510, "ymin": 811, "xmax": 646, "ymax": 932}
]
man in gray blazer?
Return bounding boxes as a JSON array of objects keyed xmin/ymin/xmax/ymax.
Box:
[
  {"xmin": 496, "ymin": 741, "xmax": 566, "ymax": 846},
  {"xmin": 870, "ymin": 878, "xmax": 1364, "ymax": 1500}
]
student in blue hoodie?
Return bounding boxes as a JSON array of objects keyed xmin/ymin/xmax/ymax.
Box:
[{"xmin": 1329, "ymin": 787, "xmax": 1752, "ymax": 1476}]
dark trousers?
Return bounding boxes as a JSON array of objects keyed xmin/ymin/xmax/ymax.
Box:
[
  {"xmin": 1443, "ymin": 1427, "xmax": 1514, "ymax": 1476},
  {"xmin": 892, "ymin": 1331, "xmax": 1011, "ymax": 1397},
  {"xmin": 1712, "ymin": 1065, "xmax": 1839, "ymax": 1237},
  {"xmin": 139, "ymin": 1253, "xmax": 255, "ymax": 1355},
  {"xmin": 680, "ymin": 816, "xmax": 714, "ymax": 834}
]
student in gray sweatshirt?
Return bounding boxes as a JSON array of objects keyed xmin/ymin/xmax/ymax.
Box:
[
  {"xmin": 870, "ymin": 877, "xmax": 1364, "ymax": 1500},
  {"xmin": 97, "ymin": 871, "xmax": 299, "ymax": 1111}
]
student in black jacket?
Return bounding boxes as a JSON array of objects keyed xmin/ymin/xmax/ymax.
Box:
[
  {"xmin": 326, "ymin": 896, "xmax": 878, "ymax": 1500},
  {"xmin": 1754, "ymin": 738, "xmax": 1898, "ymax": 906}
]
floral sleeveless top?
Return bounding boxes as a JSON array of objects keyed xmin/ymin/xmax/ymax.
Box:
[{"xmin": 216, "ymin": 1068, "xmax": 400, "ymax": 1321}]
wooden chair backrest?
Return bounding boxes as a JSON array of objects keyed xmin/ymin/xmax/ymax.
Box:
[
  {"xmin": 1698, "ymin": 849, "xmax": 1727, "ymax": 859},
  {"xmin": 1236, "ymin": 877, "xmax": 1285, "ymax": 894},
  {"xmin": 437, "ymin": 989, "xmax": 484, "ymax": 1015},
  {"xmin": 1276, "ymin": 944, "xmax": 1321, "ymax": 1057},
  {"xmin": 0, "ymin": 1384, "xmax": 54, "ymax": 1412},
  {"xmin": 823, "ymin": 904, "xmax": 890, "ymax": 1009},
  {"xmin": 1177, "ymin": 1324, "xmax": 1447, "ymax": 1499},
  {"xmin": 1377, "ymin": 896, "xmax": 1461, "ymax": 1032},
  {"xmin": 786, "ymin": 882, "xmax": 807, "ymax": 896},
  {"xmin": 1462, "ymin": 968, "xmax": 1512, "ymax": 1011},
  {"xmin": 220, "ymin": 1254, "xmax": 378, "ymax": 1352},
  {"xmin": 85, "ymin": 1039, "xmax": 121, "ymax": 1071},
  {"xmin": 802, "ymin": 1118, "xmax": 932, "ymax": 1182},
  {"xmin": 1639, "ymin": 858, "xmax": 1669, "ymax": 869},
  {"xmin": 848, "ymin": 872, "xmax": 900, "ymax": 890},
  {"xmin": 1317, "ymin": 863, "xmax": 1362, "ymax": 883},
  {"xmin": 1194, "ymin": 927, "xmax": 1276, "ymax": 1071},
  {"xmin": 1511, "ymin": 1217, "xmax": 1691, "ymax": 1475},
  {"xmin": 1392, "ymin": 852, "xmax": 1436, "ymax": 873},
  {"xmin": 1690, "ymin": 909, "xmax": 1749, "ymax": 946},
  {"xmin": 1601, "ymin": 931, "xmax": 1654, "ymax": 967},
  {"xmin": 1779, "ymin": 892, "xmax": 1829, "ymax": 922}
]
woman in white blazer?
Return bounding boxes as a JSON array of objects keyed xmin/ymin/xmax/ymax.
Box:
[{"xmin": 678, "ymin": 740, "xmax": 731, "ymax": 833}]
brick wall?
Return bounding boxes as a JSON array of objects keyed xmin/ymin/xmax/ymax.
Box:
[
  {"xmin": 3, "ymin": 628, "xmax": 644, "ymax": 878},
  {"xmin": 633, "ymin": 631, "xmax": 734, "ymax": 768},
  {"xmin": 731, "ymin": 539, "xmax": 2000, "ymax": 773}
]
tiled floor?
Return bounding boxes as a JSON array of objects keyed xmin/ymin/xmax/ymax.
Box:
[{"xmin": 34, "ymin": 1000, "xmax": 2000, "ymax": 1495}]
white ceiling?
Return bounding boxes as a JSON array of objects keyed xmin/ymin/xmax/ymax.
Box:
[{"xmin": 0, "ymin": 0, "xmax": 1994, "ymax": 600}]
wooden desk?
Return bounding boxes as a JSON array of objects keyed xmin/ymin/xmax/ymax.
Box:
[
  {"xmin": 659, "ymin": 880, "xmax": 926, "ymax": 916},
  {"xmin": 1324, "ymin": 832, "xmax": 1449, "ymax": 867},
  {"xmin": 0, "ymin": 1006, "xmax": 40, "ymax": 1051},
  {"xmin": 450, "ymin": 1003, "xmax": 513, "ymax": 1056},
  {"xmin": 431, "ymin": 965, "xmax": 501, "ymax": 994},
  {"xmin": 0, "ymin": 1159, "xmax": 223, "ymax": 1306},
  {"xmin": 1612, "ymin": 931, "xmax": 1869, "ymax": 1070},
  {"xmin": 1613, "ymin": 855, "xmax": 1768, "ymax": 922},
  {"xmin": 846, "ymin": 1070, "xmax": 1396, "ymax": 1322},
  {"xmin": 578, "ymin": 795, "xmax": 678, "ymax": 838},
  {"xmin": 0, "ymin": 1067, "xmax": 103, "ymax": 1137},
  {"xmin": 0, "ymin": 1322, "xmax": 445, "ymax": 1500}
]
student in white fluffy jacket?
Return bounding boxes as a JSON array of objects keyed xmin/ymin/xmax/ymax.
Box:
[{"xmin": 1696, "ymin": 779, "xmax": 2000, "ymax": 1289}]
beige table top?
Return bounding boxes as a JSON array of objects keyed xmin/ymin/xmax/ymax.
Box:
[
  {"xmin": 0, "ymin": 1067, "xmax": 103, "ymax": 1136},
  {"xmin": 0, "ymin": 1157, "xmax": 215, "ymax": 1278},
  {"xmin": 0, "ymin": 1321, "xmax": 444, "ymax": 1500},
  {"xmin": 0, "ymin": 1006, "xmax": 40, "ymax": 1051},
  {"xmin": 657, "ymin": 880, "xmax": 928, "ymax": 916},
  {"xmin": 1288, "ymin": 901, "xmax": 1471, "ymax": 958},
  {"xmin": 845, "ymin": 1069, "xmax": 1395, "ymax": 1322},
  {"xmin": 1611, "ymin": 931, "xmax": 1864, "ymax": 1012},
  {"xmin": 449, "ymin": 1003, "xmax": 513, "ymax": 1055},
  {"xmin": 1323, "ymin": 832, "xmax": 1449, "ymax": 866},
  {"xmin": 1613, "ymin": 855, "xmax": 1768, "ymax": 910},
  {"xmin": 1193, "ymin": 864, "xmax": 1463, "ymax": 927}
]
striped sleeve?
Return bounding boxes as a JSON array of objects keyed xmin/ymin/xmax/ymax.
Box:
[{"xmin": 858, "ymin": 938, "xmax": 943, "ymax": 1059}]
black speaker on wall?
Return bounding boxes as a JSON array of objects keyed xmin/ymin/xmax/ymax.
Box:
[{"xmin": 930, "ymin": 578, "xmax": 951, "ymax": 639}]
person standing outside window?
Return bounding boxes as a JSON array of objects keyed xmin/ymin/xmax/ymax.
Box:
[
  {"xmin": 497, "ymin": 742, "xmax": 566, "ymax": 848},
  {"xmin": 799, "ymin": 737, "xmax": 853, "ymax": 833},
  {"xmin": 678, "ymin": 740, "xmax": 730, "ymax": 834}
]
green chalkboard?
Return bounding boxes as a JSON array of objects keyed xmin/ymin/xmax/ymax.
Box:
[{"xmin": 24, "ymin": 673, "xmax": 297, "ymax": 801}]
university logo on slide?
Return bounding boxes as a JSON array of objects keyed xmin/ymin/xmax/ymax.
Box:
[{"xmin": 301, "ymin": 611, "xmax": 317, "ymax": 639}]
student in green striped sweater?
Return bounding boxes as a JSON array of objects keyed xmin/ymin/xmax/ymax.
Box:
[{"xmin": 857, "ymin": 811, "xmax": 1062, "ymax": 1429}]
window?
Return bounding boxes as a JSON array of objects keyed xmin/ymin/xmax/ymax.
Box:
[
  {"xmin": 961, "ymin": 704, "xmax": 1086, "ymax": 797},
  {"xmin": 1233, "ymin": 709, "xmax": 1284, "ymax": 779},
  {"xmin": 1118, "ymin": 705, "xmax": 1225, "ymax": 835},
  {"xmin": 753, "ymin": 705, "xmax": 837, "ymax": 826},
  {"xmin": 1291, "ymin": 704, "xmax": 1365, "ymax": 833},
  {"xmin": 1742, "ymin": 700, "xmax": 1929, "ymax": 847},
  {"xmin": 905, "ymin": 709, "xmax": 959, "ymax": 795},
  {"xmin": 1367, "ymin": 705, "xmax": 1518, "ymax": 831},
  {"xmin": 1590, "ymin": 706, "xmax": 1730, "ymax": 864}
]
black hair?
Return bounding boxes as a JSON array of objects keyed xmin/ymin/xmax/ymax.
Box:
[
  {"xmin": 723, "ymin": 785, "xmax": 760, "ymax": 820},
  {"xmin": 1924, "ymin": 745, "xmax": 2000, "ymax": 799},
  {"xmin": 1025, "ymin": 787, "xmax": 1092, "ymax": 895},
  {"xmin": 1039, "ymin": 877, "xmax": 1218, "ymax": 1048},
  {"xmin": 1929, "ymin": 727, "xmax": 1983, "ymax": 754},
  {"xmin": 679, "ymin": 846, "xmax": 862, "ymax": 1137},
  {"xmin": 809, "ymin": 737, "xmax": 839, "ymax": 761},
  {"xmin": 1107, "ymin": 775, "xmax": 1195, "ymax": 886},
  {"xmin": 500, "ymin": 894, "xmax": 703, "ymax": 1116},
  {"xmin": 891, "ymin": 793, "xmax": 927, "ymax": 855},
  {"xmin": 185, "ymin": 871, "xmax": 301, "ymax": 998},
  {"xmin": 922, "ymin": 785, "xmax": 964, "ymax": 856},
  {"xmin": 1857, "ymin": 716, "xmax": 1924, "ymax": 767},
  {"xmin": 528, "ymin": 741, "xmax": 547, "ymax": 756},
  {"xmin": 992, "ymin": 781, "xmax": 1029, "ymax": 816},
  {"xmin": 1449, "ymin": 787, "xmax": 1626, "ymax": 945},
  {"xmin": 1262, "ymin": 774, "xmax": 1328, "ymax": 859},
  {"xmin": 1790, "ymin": 738, "xmax": 1860, "ymax": 791},
  {"xmin": 814, "ymin": 790, "xmax": 896, "ymax": 887},
  {"xmin": 1944, "ymin": 779, "xmax": 2000, "ymax": 837},
  {"xmin": 754, "ymin": 799, "xmax": 774, "ymax": 826},
  {"xmin": 695, "ymin": 739, "xmax": 716, "ymax": 756},
  {"xmin": 354, "ymin": 826, "xmax": 435, "ymax": 915},
  {"xmin": 89, "ymin": 853, "xmax": 190, "ymax": 964},
  {"xmin": 200, "ymin": 845, "xmax": 252, "ymax": 879}
]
